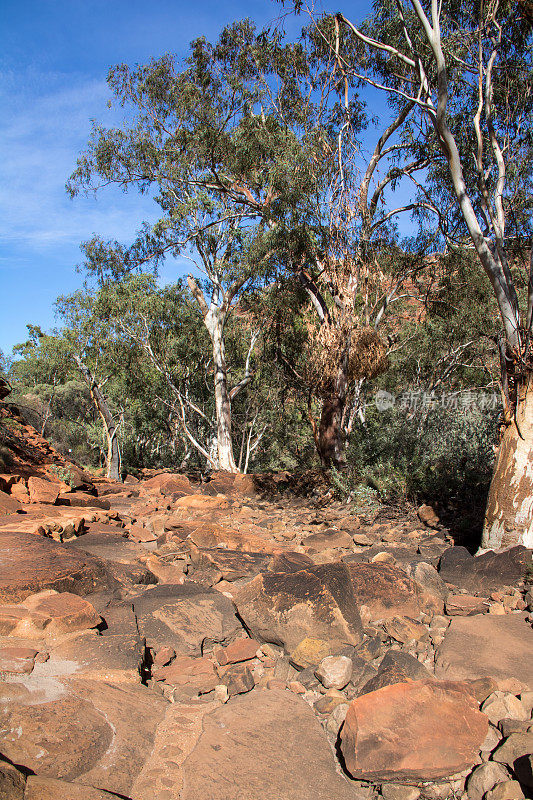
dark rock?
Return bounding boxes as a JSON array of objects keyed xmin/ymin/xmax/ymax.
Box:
[
  {"xmin": 360, "ymin": 649, "xmax": 432, "ymax": 695},
  {"xmin": 129, "ymin": 582, "xmax": 241, "ymax": 655},
  {"xmin": 346, "ymin": 562, "xmax": 443, "ymax": 621},
  {"xmin": 439, "ymin": 546, "xmax": 532, "ymax": 593},
  {"xmin": 233, "ymin": 562, "xmax": 363, "ymax": 654}
]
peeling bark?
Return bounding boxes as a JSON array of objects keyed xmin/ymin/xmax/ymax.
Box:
[
  {"xmin": 317, "ymin": 360, "xmax": 349, "ymax": 469},
  {"xmin": 482, "ymin": 377, "xmax": 533, "ymax": 549}
]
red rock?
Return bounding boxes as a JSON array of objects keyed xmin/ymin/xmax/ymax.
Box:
[
  {"xmin": 10, "ymin": 483, "xmax": 29, "ymax": 503},
  {"xmin": 446, "ymin": 594, "xmax": 487, "ymax": 615},
  {"xmin": 28, "ymin": 477, "xmax": 59, "ymax": 504},
  {"xmin": 0, "ymin": 605, "xmax": 42, "ymax": 636},
  {"xmin": 189, "ymin": 526, "xmax": 277, "ymax": 554},
  {"xmin": 153, "ymin": 646, "xmax": 176, "ymax": 667},
  {"xmin": 176, "ymin": 494, "xmax": 229, "ymax": 511},
  {"xmin": 233, "ymin": 563, "xmax": 363, "ymax": 654},
  {"xmin": 143, "ymin": 472, "xmax": 194, "ymax": 496},
  {"xmin": 24, "ymin": 776, "xmax": 120, "ymax": 799},
  {"xmin": 0, "ymin": 490, "xmax": 22, "ymax": 515},
  {"xmin": 435, "ymin": 613, "xmax": 533, "ymax": 687},
  {"xmin": 153, "ymin": 655, "xmax": 219, "ymax": 695},
  {"xmin": 267, "ymin": 678, "xmax": 287, "ymax": 690},
  {"xmin": 0, "ymin": 646, "xmax": 38, "ymax": 674},
  {"xmin": 214, "ymin": 638, "xmax": 260, "ymax": 665},
  {"xmin": 22, "ymin": 590, "xmax": 101, "ymax": 635},
  {"xmin": 340, "ymin": 679, "xmax": 488, "ymax": 782},
  {"xmin": 127, "ymin": 523, "xmax": 157, "ymax": 542},
  {"xmin": 179, "ymin": 688, "xmax": 357, "ymax": 800},
  {"xmin": 0, "ymin": 530, "xmax": 110, "ymax": 603},
  {"xmin": 347, "ymin": 562, "xmax": 443, "ymax": 620},
  {"xmin": 0, "ymin": 680, "xmax": 168, "ymax": 796},
  {"xmin": 57, "ymin": 492, "xmax": 110, "ymax": 510}
]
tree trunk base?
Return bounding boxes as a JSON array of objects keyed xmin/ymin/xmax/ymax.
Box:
[{"xmin": 482, "ymin": 383, "xmax": 533, "ymax": 549}]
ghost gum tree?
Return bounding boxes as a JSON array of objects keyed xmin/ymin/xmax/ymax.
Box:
[
  {"xmin": 309, "ymin": 0, "xmax": 533, "ymax": 545},
  {"xmin": 56, "ymin": 292, "xmax": 124, "ymax": 481},
  {"xmin": 68, "ymin": 22, "xmax": 336, "ymax": 472}
]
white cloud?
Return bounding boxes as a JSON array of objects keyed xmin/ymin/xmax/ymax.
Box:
[{"xmin": 0, "ymin": 68, "xmax": 158, "ymax": 254}]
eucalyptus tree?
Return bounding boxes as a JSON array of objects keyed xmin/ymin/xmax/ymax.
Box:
[
  {"xmin": 55, "ymin": 291, "xmax": 125, "ymax": 480},
  {"xmin": 301, "ymin": 0, "xmax": 533, "ymax": 545},
  {"xmin": 67, "ymin": 21, "xmax": 339, "ymax": 471}
]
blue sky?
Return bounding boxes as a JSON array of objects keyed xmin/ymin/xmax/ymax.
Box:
[{"xmin": 0, "ymin": 0, "xmax": 376, "ymax": 355}]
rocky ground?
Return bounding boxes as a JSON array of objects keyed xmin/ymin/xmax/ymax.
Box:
[{"xmin": 0, "ymin": 453, "xmax": 532, "ymax": 800}]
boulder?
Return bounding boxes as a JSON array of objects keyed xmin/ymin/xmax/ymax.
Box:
[
  {"xmin": 346, "ymin": 562, "xmax": 443, "ymax": 621},
  {"xmin": 435, "ymin": 613, "xmax": 533, "ymax": 687},
  {"xmin": 492, "ymin": 732, "xmax": 533, "ymax": 771},
  {"xmin": 179, "ymin": 689, "xmax": 361, "ymax": 800},
  {"xmin": 47, "ymin": 628, "xmax": 143, "ymax": 682},
  {"xmin": 21, "ymin": 590, "xmax": 101, "ymax": 636},
  {"xmin": 418, "ymin": 504, "xmax": 439, "ymax": 528},
  {"xmin": 0, "ymin": 756, "xmax": 26, "ymax": 800},
  {"xmin": 233, "ymin": 562, "xmax": 363, "ymax": 654},
  {"xmin": 214, "ymin": 638, "xmax": 260, "ymax": 665},
  {"xmin": 175, "ymin": 494, "xmax": 229, "ymax": 511},
  {"xmin": 0, "ymin": 531, "xmax": 110, "ymax": 603},
  {"xmin": 481, "ymin": 692, "xmax": 530, "ymax": 725},
  {"xmin": 407, "ymin": 561, "xmax": 449, "ymax": 601},
  {"xmin": 142, "ymin": 472, "xmax": 194, "ymax": 497},
  {"xmin": 189, "ymin": 547, "xmax": 269, "ymax": 581},
  {"xmin": 360, "ymin": 649, "xmax": 432, "ymax": 695},
  {"xmin": 269, "ymin": 551, "xmax": 315, "ymax": 573},
  {"xmin": 28, "ymin": 477, "xmax": 59, "ymax": 505},
  {"xmin": 222, "ymin": 663, "xmax": 255, "ymax": 696},
  {"xmin": 57, "ymin": 492, "xmax": 110, "ymax": 510},
  {"xmin": 0, "ymin": 646, "xmax": 38, "ymax": 675},
  {"xmin": 129, "ymin": 583, "xmax": 241, "ymax": 655},
  {"xmin": 466, "ymin": 762, "xmax": 510, "ymax": 800},
  {"xmin": 445, "ymin": 594, "xmax": 488, "ymax": 616},
  {"xmin": 315, "ymin": 655, "xmax": 353, "ymax": 689},
  {"xmin": 382, "ymin": 616, "xmax": 428, "ymax": 644},
  {"xmin": 486, "ymin": 780, "xmax": 525, "ymax": 800},
  {"xmin": 188, "ymin": 526, "xmax": 276, "ymax": 554},
  {"xmin": 0, "ymin": 491, "xmax": 22, "ymax": 515},
  {"xmin": 438, "ymin": 546, "xmax": 532, "ymax": 593},
  {"xmin": 340, "ymin": 679, "xmax": 488, "ymax": 782}
]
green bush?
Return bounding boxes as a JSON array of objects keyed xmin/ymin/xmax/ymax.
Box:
[{"xmin": 342, "ymin": 401, "xmax": 499, "ymax": 543}]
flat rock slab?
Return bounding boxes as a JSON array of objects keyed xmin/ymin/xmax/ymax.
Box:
[
  {"xmin": 129, "ymin": 582, "xmax": 241, "ymax": 655},
  {"xmin": 340, "ymin": 679, "xmax": 488, "ymax": 782},
  {"xmin": 24, "ymin": 776, "xmax": 122, "ymax": 800},
  {"xmin": 435, "ymin": 612, "xmax": 533, "ymax": 687},
  {"xmin": 180, "ymin": 688, "xmax": 357, "ymax": 800},
  {"xmin": 66, "ymin": 532, "xmax": 148, "ymax": 564},
  {"xmin": 0, "ymin": 531, "xmax": 110, "ymax": 603},
  {"xmin": 0, "ymin": 678, "xmax": 168, "ymax": 796}
]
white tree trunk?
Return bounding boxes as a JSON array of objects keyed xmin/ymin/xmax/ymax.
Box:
[
  {"xmin": 482, "ymin": 378, "xmax": 533, "ymax": 549},
  {"xmin": 209, "ymin": 316, "xmax": 237, "ymax": 473}
]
